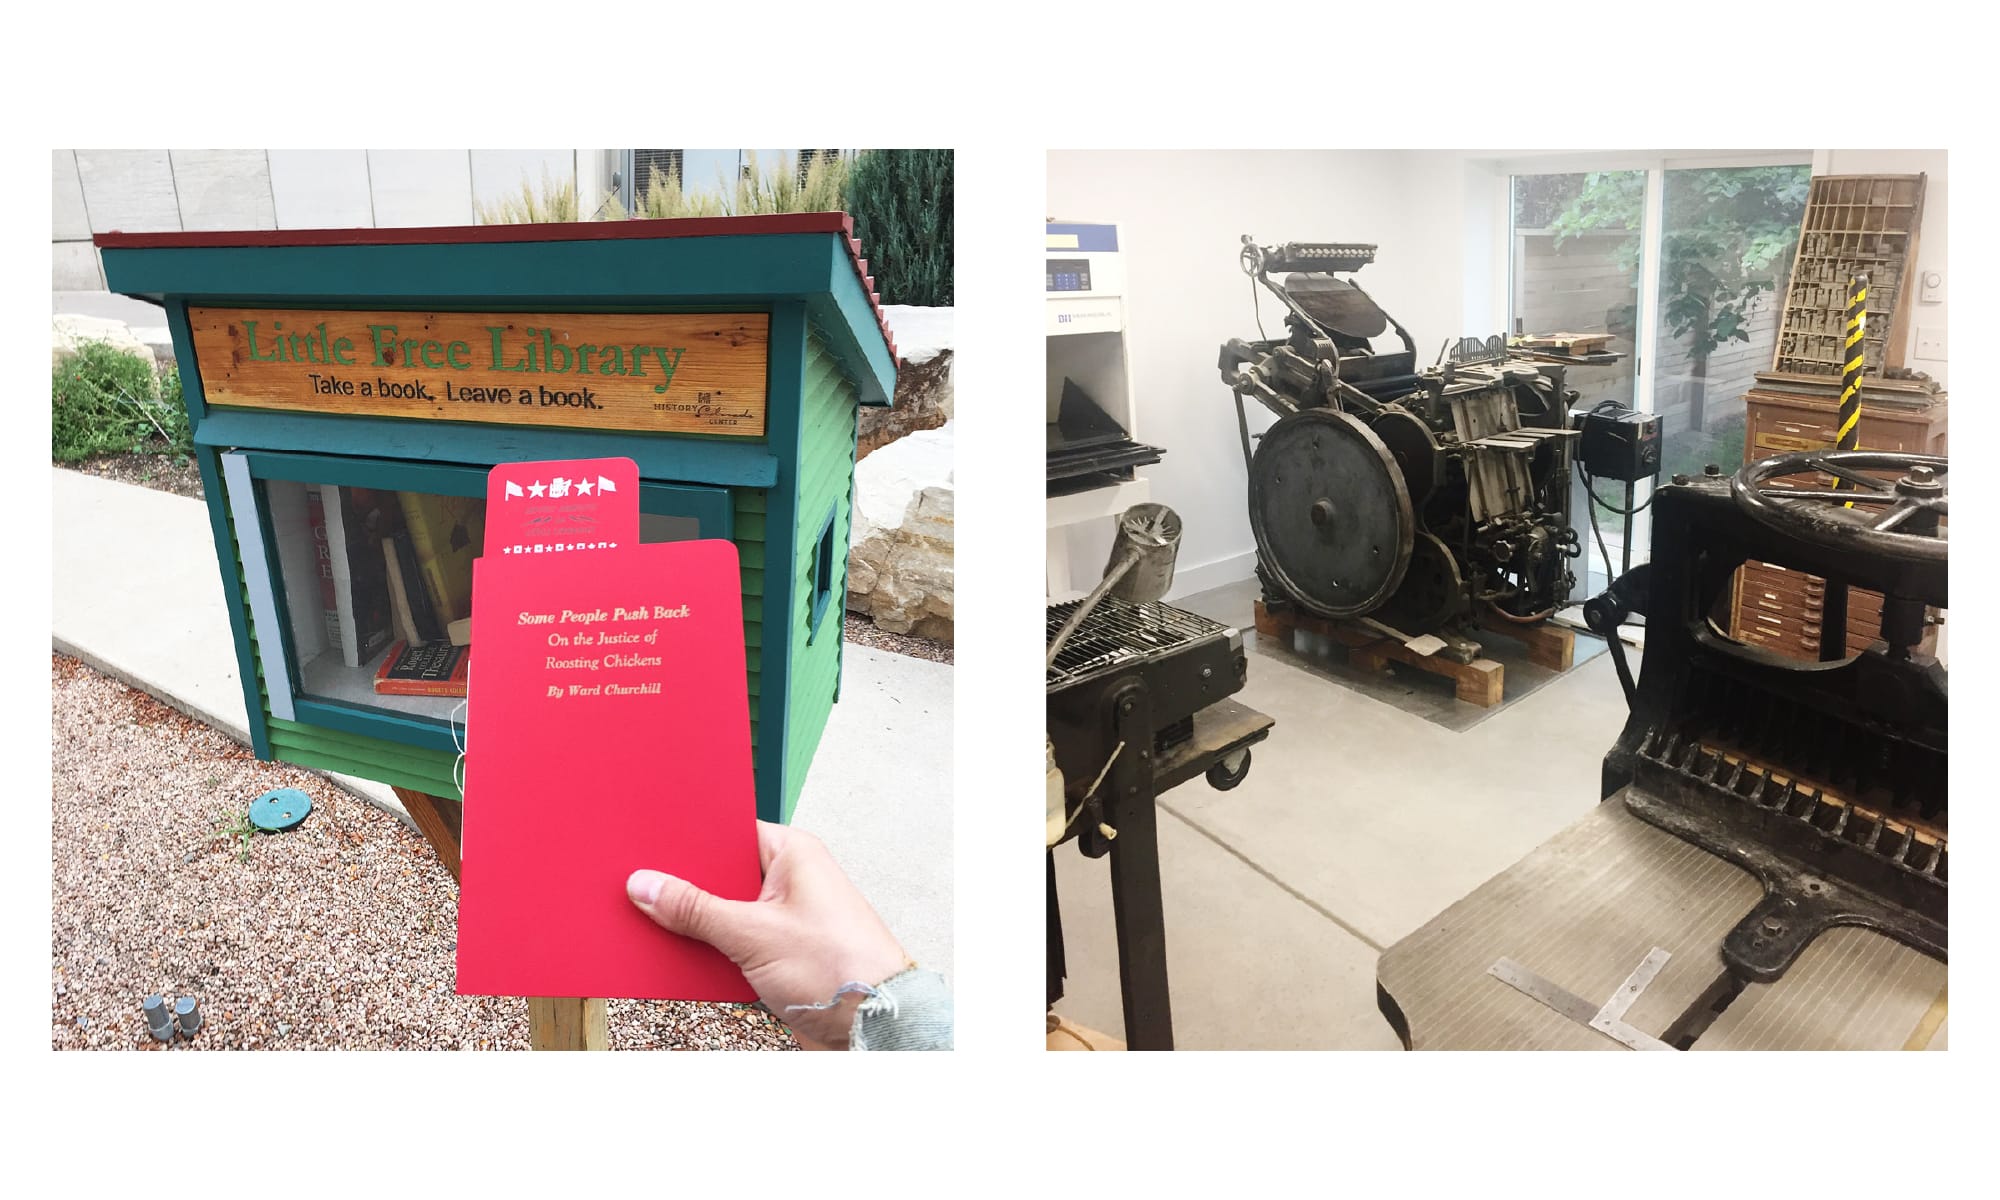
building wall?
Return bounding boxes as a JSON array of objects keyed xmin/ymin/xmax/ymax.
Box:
[
  {"xmin": 1044, "ymin": 149, "xmax": 1474, "ymax": 597},
  {"xmin": 53, "ymin": 149, "xmax": 582, "ymax": 291},
  {"xmin": 54, "ymin": 148, "xmax": 842, "ymax": 294}
]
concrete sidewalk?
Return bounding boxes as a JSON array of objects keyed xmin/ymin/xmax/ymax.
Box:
[{"xmin": 51, "ymin": 467, "xmax": 953, "ymax": 979}]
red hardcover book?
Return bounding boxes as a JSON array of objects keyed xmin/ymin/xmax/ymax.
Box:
[
  {"xmin": 372, "ymin": 640, "xmax": 471, "ymax": 697},
  {"xmin": 454, "ymin": 530, "xmax": 758, "ymax": 1001}
]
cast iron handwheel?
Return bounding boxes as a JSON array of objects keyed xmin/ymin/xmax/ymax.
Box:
[
  {"xmin": 1247, "ymin": 407, "xmax": 1415, "ymax": 618},
  {"xmin": 1206, "ymin": 749, "xmax": 1251, "ymax": 792},
  {"xmin": 1730, "ymin": 450, "xmax": 1947, "ymax": 565}
]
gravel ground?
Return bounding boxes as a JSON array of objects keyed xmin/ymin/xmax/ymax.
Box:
[
  {"xmin": 843, "ymin": 612, "xmax": 952, "ymax": 664},
  {"xmin": 50, "ymin": 654, "xmax": 796, "ymax": 1051}
]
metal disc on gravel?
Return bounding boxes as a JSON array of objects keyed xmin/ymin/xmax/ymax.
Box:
[
  {"xmin": 249, "ymin": 787, "xmax": 312, "ymax": 832},
  {"xmin": 1249, "ymin": 407, "xmax": 1414, "ymax": 618}
]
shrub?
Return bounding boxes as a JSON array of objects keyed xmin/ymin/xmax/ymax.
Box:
[
  {"xmin": 621, "ymin": 164, "xmax": 730, "ymax": 220},
  {"xmin": 52, "ymin": 342, "xmax": 190, "ymax": 461},
  {"xmin": 846, "ymin": 149, "xmax": 953, "ymax": 307},
  {"xmin": 730, "ymin": 151, "xmax": 849, "ymax": 215},
  {"xmin": 476, "ymin": 168, "xmax": 580, "ymax": 224},
  {"xmin": 614, "ymin": 152, "xmax": 844, "ymax": 219}
]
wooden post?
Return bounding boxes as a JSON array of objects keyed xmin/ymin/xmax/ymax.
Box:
[
  {"xmin": 390, "ymin": 786, "xmax": 463, "ymax": 882},
  {"xmin": 528, "ymin": 997, "xmax": 609, "ymax": 1051},
  {"xmin": 392, "ymin": 787, "xmax": 610, "ymax": 1051}
]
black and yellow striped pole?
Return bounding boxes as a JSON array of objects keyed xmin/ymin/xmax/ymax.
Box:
[
  {"xmin": 1836, "ymin": 274, "xmax": 1867, "ymax": 505},
  {"xmin": 1820, "ymin": 273, "xmax": 1866, "ymax": 661}
]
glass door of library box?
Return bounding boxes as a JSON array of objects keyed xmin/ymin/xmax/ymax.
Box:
[{"xmin": 221, "ymin": 451, "xmax": 733, "ymax": 754}]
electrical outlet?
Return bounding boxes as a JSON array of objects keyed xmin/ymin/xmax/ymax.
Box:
[{"xmin": 1916, "ymin": 327, "xmax": 1946, "ymax": 361}]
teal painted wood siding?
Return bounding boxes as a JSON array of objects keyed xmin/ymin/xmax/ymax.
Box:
[
  {"xmin": 735, "ymin": 486, "xmax": 766, "ymax": 755},
  {"xmin": 781, "ymin": 332, "xmax": 860, "ymax": 820}
]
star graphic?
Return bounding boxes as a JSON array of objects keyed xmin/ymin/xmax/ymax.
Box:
[
  {"xmin": 575, "ymin": 478, "xmax": 594, "ymax": 496},
  {"xmin": 527, "ymin": 480, "xmax": 548, "ymax": 498}
]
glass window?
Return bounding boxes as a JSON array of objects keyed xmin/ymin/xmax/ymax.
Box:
[
  {"xmin": 1510, "ymin": 170, "xmax": 1644, "ymax": 596},
  {"xmin": 1651, "ymin": 165, "xmax": 1811, "ymax": 482},
  {"xmin": 265, "ymin": 480, "xmax": 484, "ymax": 723},
  {"xmin": 232, "ymin": 453, "xmax": 729, "ymax": 750},
  {"xmin": 1509, "ymin": 161, "xmax": 1811, "ymax": 597},
  {"xmin": 808, "ymin": 504, "xmax": 837, "ymax": 640}
]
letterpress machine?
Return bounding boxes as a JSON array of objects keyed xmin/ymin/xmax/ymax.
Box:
[{"xmin": 1378, "ymin": 450, "xmax": 1947, "ymax": 1050}]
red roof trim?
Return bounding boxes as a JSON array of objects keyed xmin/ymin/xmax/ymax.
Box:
[
  {"xmin": 91, "ymin": 212, "xmax": 852, "ymax": 250},
  {"xmin": 95, "ymin": 211, "xmax": 903, "ymax": 362}
]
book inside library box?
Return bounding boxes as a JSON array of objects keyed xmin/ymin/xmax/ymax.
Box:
[{"xmin": 256, "ymin": 475, "xmax": 699, "ymax": 724}]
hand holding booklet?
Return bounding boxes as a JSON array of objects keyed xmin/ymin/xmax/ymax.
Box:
[{"xmin": 454, "ymin": 458, "xmax": 760, "ymax": 1002}]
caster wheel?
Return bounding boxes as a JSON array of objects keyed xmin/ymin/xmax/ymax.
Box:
[{"xmin": 1206, "ymin": 749, "xmax": 1251, "ymax": 791}]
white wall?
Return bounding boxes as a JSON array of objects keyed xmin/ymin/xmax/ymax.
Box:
[
  {"xmin": 1817, "ymin": 149, "xmax": 1949, "ymax": 389},
  {"xmin": 55, "ymin": 149, "xmax": 583, "ymax": 287},
  {"xmin": 1045, "ymin": 149, "xmax": 1480, "ymax": 597},
  {"xmin": 267, "ymin": 149, "xmax": 374, "ymax": 228}
]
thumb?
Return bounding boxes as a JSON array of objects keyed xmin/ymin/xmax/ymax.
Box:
[{"xmin": 626, "ymin": 869, "xmax": 764, "ymax": 959}]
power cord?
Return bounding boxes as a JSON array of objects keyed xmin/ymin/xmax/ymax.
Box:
[
  {"xmin": 1576, "ymin": 463, "xmax": 1627, "ymax": 589},
  {"xmin": 1574, "ymin": 400, "xmax": 1659, "ymax": 585}
]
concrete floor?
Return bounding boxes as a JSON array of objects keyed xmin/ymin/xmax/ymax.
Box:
[{"xmin": 1051, "ymin": 578, "xmax": 1636, "ymax": 1049}]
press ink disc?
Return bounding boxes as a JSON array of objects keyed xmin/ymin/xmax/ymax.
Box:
[{"xmin": 248, "ymin": 787, "xmax": 313, "ymax": 832}]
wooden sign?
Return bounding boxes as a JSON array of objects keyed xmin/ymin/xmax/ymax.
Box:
[{"xmin": 187, "ymin": 308, "xmax": 768, "ymax": 437}]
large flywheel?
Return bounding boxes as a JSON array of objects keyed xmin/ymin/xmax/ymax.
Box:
[{"xmin": 1249, "ymin": 407, "xmax": 1415, "ymax": 618}]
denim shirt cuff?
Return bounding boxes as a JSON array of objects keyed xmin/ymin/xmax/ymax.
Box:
[{"xmin": 850, "ymin": 967, "xmax": 954, "ymax": 1051}]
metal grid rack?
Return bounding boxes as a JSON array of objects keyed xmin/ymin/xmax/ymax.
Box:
[
  {"xmin": 1045, "ymin": 596, "xmax": 1229, "ymax": 691},
  {"xmin": 1772, "ymin": 174, "xmax": 1926, "ymax": 379}
]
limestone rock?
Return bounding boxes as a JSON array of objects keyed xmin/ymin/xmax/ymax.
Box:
[
  {"xmin": 847, "ymin": 422, "xmax": 954, "ymax": 642},
  {"xmin": 859, "ymin": 350, "xmax": 952, "ymax": 460},
  {"xmin": 859, "ymin": 306, "xmax": 954, "ymax": 461},
  {"xmin": 52, "ymin": 314, "xmax": 153, "ymax": 368}
]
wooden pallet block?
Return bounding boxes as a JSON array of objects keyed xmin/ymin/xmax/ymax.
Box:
[
  {"xmin": 1519, "ymin": 331, "xmax": 1610, "ymax": 355},
  {"xmin": 1477, "ymin": 609, "xmax": 1575, "ymax": 672},
  {"xmin": 1254, "ymin": 601, "xmax": 1505, "ymax": 707}
]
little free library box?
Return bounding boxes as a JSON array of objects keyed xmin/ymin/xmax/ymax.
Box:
[{"xmin": 98, "ymin": 214, "xmax": 899, "ymax": 832}]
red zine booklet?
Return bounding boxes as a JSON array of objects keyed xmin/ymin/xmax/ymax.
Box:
[
  {"xmin": 484, "ymin": 457, "xmax": 639, "ymax": 556},
  {"xmin": 455, "ymin": 461, "xmax": 759, "ymax": 1002}
]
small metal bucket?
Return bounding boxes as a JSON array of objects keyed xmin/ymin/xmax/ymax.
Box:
[
  {"xmin": 1103, "ymin": 503, "xmax": 1182, "ymax": 604},
  {"xmin": 1046, "ymin": 503, "xmax": 1187, "ymax": 671}
]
